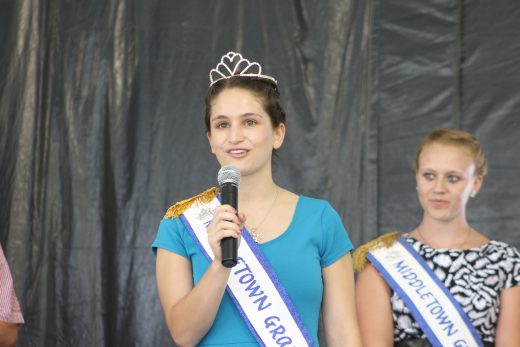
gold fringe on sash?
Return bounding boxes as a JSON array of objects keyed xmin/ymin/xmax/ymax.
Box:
[
  {"xmin": 164, "ymin": 187, "xmax": 219, "ymax": 219},
  {"xmin": 353, "ymin": 231, "xmax": 401, "ymax": 272}
]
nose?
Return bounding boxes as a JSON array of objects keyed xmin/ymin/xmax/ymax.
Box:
[
  {"xmin": 227, "ymin": 124, "xmax": 244, "ymax": 144},
  {"xmin": 433, "ymin": 178, "xmax": 446, "ymax": 193}
]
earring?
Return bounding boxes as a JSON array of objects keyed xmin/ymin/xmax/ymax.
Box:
[
  {"xmin": 470, "ymin": 191, "xmax": 477, "ymax": 198},
  {"xmin": 416, "ymin": 186, "xmax": 418, "ymax": 191}
]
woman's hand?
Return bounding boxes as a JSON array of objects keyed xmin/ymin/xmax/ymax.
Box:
[{"xmin": 206, "ymin": 204, "xmax": 246, "ymax": 262}]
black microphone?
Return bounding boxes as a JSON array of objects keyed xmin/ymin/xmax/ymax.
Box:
[{"xmin": 217, "ymin": 165, "xmax": 241, "ymax": 268}]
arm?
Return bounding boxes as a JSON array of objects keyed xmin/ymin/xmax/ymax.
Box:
[
  {"xmin": 155, "ymin": 204, "xmax": 243, "ymax": 347},
  {"xmin": 355, "ymin": 264, "xmax": 394, "ymax": 347},
  {"xmin": 0, "ymin": 321, "xmax": 18, "ymax": 347},
  {"xmin": 156, "ymin": 250, "xmax": 231, "ymax": 347},
  {"xmin": 321, "ymin": 253, "xmax": 362, "ymax": 347},
  {"xmin": 495, "ymin": 285, "xmax": 520, "ymax": 346},
  {"xmin": 0, "ymin": 245, "xmax": 21, "ymax": 347}
]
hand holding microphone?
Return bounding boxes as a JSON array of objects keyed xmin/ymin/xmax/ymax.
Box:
[{"xmin": 216, "ymin": 165, "xmax": 242, "ymax": 268}]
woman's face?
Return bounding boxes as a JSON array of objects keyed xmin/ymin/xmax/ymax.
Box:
[
  {"xmin": 416, "ymin": 143, "xmax": 483, "ymax": 223},
  {"xmin": 207, "ymin": 87, "xmax": 285, "ymax": 177}
]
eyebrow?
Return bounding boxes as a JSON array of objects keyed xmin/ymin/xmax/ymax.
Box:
[
  {"xmin": 210, "ymin": 113, "xmax": 263, "ymax": 122},
  {"xmin": 422, "ymin": 168, "xmax": 464, "ymax": 175}
]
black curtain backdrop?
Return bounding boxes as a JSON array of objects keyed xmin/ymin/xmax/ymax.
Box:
[{"xmin": 0, "ymin": 1, "xmax": 518, "ymax": 346}]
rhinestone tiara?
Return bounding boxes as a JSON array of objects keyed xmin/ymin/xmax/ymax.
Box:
[{"xmin": 209, "ymin": 51, "xmax": 277, "ymax": 87}]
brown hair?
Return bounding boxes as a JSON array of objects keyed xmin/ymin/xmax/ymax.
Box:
[
  {"xmin": 413, "ymin": 128, "xmax": 488, "ymax": 176},
  {"xmin": 204, "ymin": 76, "xmax": 286, "ymax": 133}
]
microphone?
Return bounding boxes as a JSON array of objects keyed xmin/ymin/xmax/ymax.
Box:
[{"xmin": 217, "ymin": 165, "xmax": 241, "ymax": 268}]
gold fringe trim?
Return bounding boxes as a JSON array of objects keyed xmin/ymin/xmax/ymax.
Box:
[
  {"xmin": 353, "ymin": 231, "xmax": 401, "ymax": 272},
  {"xmin": 164, "ymin": 187, "xmax": 219, "ymax": 219}
]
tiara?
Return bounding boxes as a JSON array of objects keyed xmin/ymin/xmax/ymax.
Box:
[{"xmin": 209, "ymin": 52, "xmax": 277, "ymax": 87}]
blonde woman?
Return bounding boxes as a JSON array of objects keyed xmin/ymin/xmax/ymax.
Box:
[{"xmin": 355, "ymin": 128, "xmax": 520, "ymax": 347}]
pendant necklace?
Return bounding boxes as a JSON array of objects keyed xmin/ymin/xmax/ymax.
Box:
[{"xmin": 248, "ymin": 186, "xmax": 279, "ymax": 244}]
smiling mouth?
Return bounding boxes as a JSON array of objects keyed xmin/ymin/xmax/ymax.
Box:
[{"xmin": 228, "ymin": 149, "xmax": 248, "ymax": 155}]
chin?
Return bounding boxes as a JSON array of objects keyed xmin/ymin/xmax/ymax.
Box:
[
  {"xmin": 218, "ymin": 162, "xmax": 247, "ymax": 175},
  {"xmin": 424, "ymin": 206, "xmax": 449, "ymax": 218},
  {"xmin": 217, "ymin": 157, "xmax": 244, "ymax": 168},
  {"xmin": 428, "ymin": 211, "xmax": 457, "ymax": 223}
]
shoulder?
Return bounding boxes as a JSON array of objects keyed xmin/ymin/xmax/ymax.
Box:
[
  {"xmin": 296, "ymin": 196, "xmax": 346, "ymax": 231},
  {"xmin": 163, "ymin": 187, "xmax": 219, "ymax": 219},
  {"xmin": 297, "ymin": 195, "xmax": 338, "ymax": 216},
  {"xmin": 298, "ymin": 195, "xmax": 330, "ymax": 207},
  {"xmin": 483, "ymin": 240, "xmax": 520, "ymax": 288},
  {"xmin": 153, "ymin": 189, "xmax": 219, "ymax": 257},
  {"xmin": 484, "ymin": 240, "xmax": 520, "ymax": 259},
  {"xmin": 353, "ymin": 231, "xmax": 402, "ymax": 272}
]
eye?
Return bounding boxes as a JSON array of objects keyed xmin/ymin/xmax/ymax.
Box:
[
  {"xmin": 215, "ymin": 121, "xmax": 229, "ymax": 129},
  {"xmin": 245, "ymin": 119, "xmax": 257, "ymax": 127},
  {"xmin": 423, "ymin": 172, "xmax": 435, "ymax": 181},
  {"xmin": 447, "ymin": 175, "xmax": 461, "ymax": 183}
]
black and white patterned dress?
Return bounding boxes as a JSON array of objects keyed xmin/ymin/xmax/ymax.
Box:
[{"xmin": 392, "ymin": 236, "xmax": 520, "ymax": 343}]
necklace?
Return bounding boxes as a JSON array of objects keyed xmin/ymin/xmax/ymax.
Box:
[
  {"xmin": 248, "ymin": 186, "xmax": 279, "ymax": 243},
  {"xmin": 416, "ymin": 225, "xmax": 472, "ymax": 249}
]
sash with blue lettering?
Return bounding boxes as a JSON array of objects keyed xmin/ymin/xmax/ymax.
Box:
[
  {"xmin": 367, "ymin": 236, "xmax": 483, "ymax": 347},
  {"xmin": 181, "ymin": 195, "xmax": 313, "ymax": 347}
]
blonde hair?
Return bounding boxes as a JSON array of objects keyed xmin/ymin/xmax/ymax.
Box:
[{"xmin": 413, "ymin": 128, "xmax": 488, "ymax": 176}]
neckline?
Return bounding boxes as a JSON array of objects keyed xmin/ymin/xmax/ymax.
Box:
[
  {"xmin": 254, "ymin": 195, "xmax": 303, "ymax": 245},
  {"xmin": 406, "ymin": 234, "xmax": 493, "ymax": 252}
]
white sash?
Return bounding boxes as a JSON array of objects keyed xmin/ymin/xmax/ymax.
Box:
[
  {"xmin": 180, "ymin": 196, "xmax": 313, "ymax": 347},
  {"xmin": 367, "ymin": 236, "xmax": 483, "ymax": 347}
]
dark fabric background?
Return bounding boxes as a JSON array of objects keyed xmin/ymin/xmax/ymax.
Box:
[{"xmin": 1, "ymin": 1, "xmax": 518, "ymax": 346}]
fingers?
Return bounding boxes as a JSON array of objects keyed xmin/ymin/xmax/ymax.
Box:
[
  {"xmin": 208, "ymin": 205, "xmax": 242, "ymax": 239},
  {"xmin": 214, "ymin": 206, "xmax": 240, "ymax": 225},
  {"xmin": 207, "ymin": 206, "xmax": 243, "ymax": 262},
  {"xmin": 237, "ymin": 212, "xmax": 246, "ymax": 226},
  {"xmin": 214, "ymin": 220, "xmax": 242, "ymax": 239}
]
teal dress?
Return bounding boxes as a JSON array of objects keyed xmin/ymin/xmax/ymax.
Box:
[{"xmin": 152, "ymin": 195, "xmax": 353, "ymax": 346}]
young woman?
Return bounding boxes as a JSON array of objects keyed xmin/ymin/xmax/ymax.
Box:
[
  {"xmin": 355, "ymin": 128, "xmax": 520, "ymax": 346},
  {"xmin": 152, "ymin": 52, "xmax": 361, "ymax": 346}
]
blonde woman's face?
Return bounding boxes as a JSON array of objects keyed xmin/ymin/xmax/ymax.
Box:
[{"xmin": 415, "ymin": 143, "xmax": 483, "ymax": 223}]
